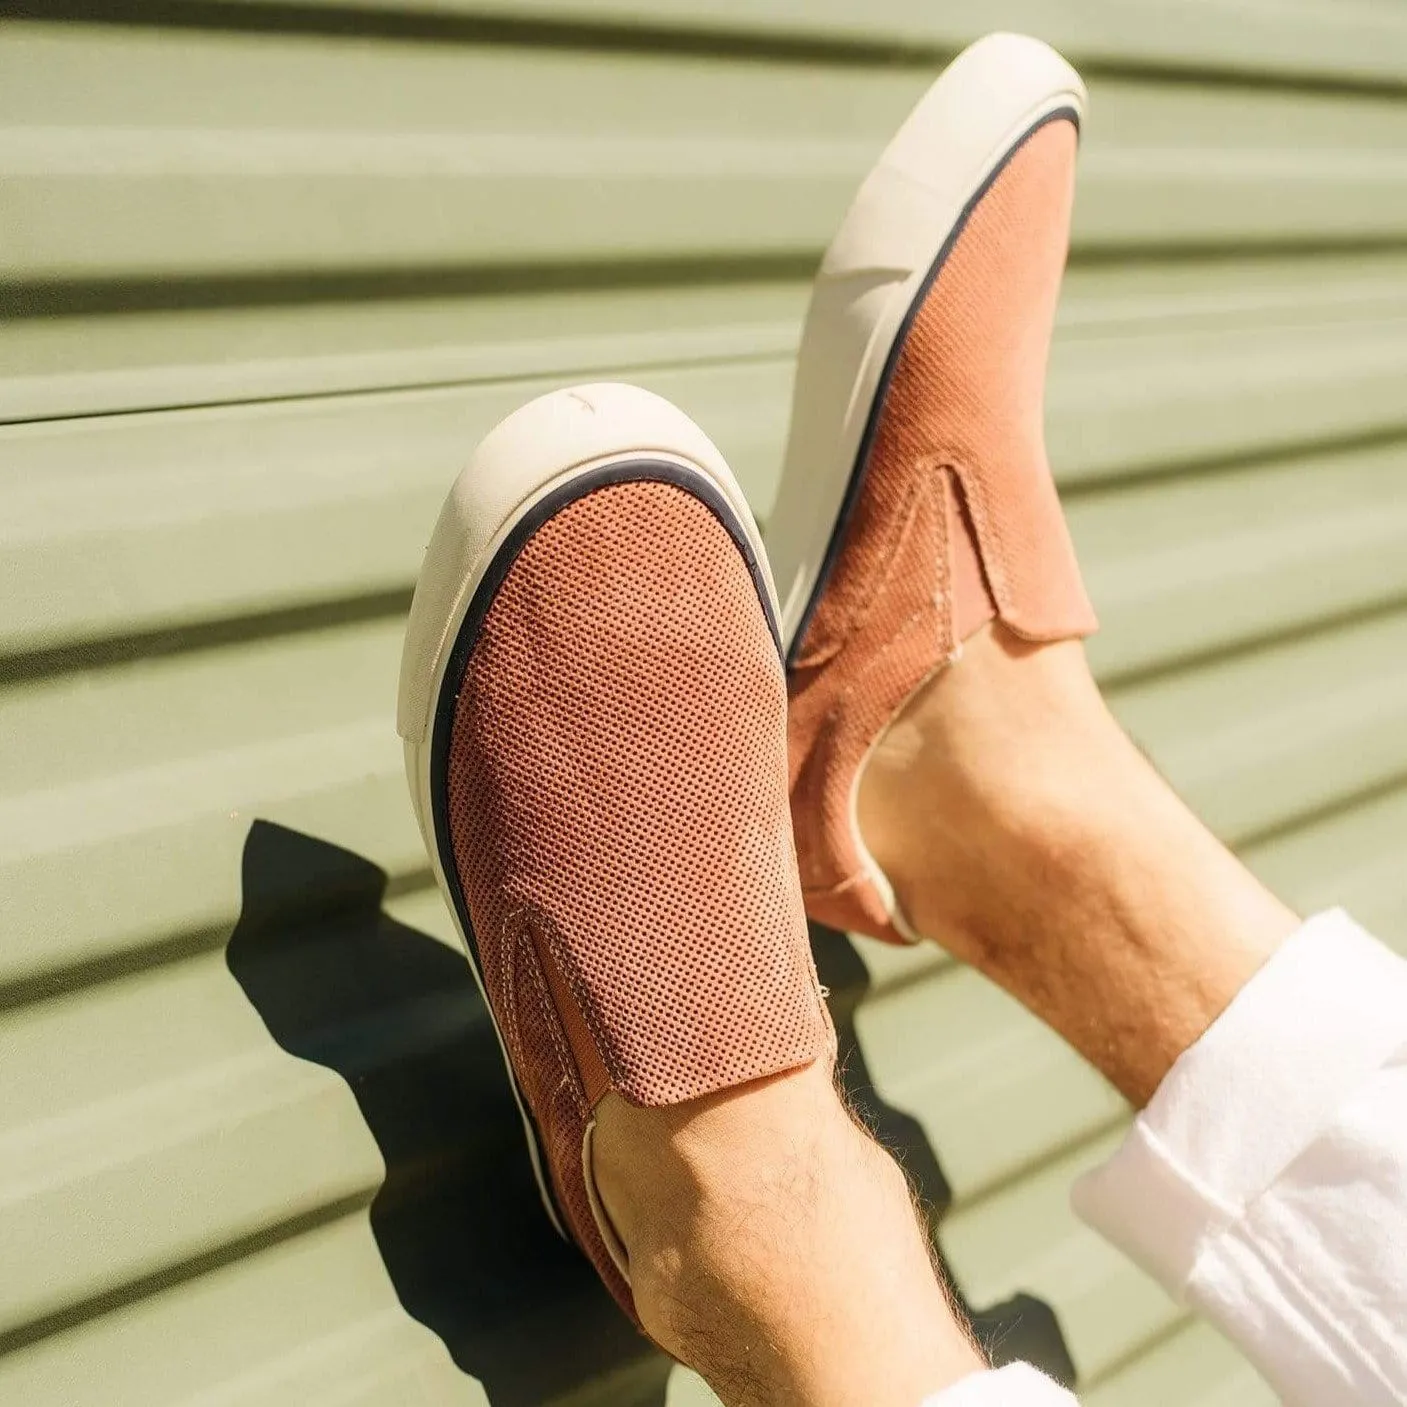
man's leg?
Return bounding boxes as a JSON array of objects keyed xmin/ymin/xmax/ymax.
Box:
[
  {"xmin": 768, "ymin": 32, "xmax": 1407, "ymax": 1399},
  {"xmin": 856, "ymin": 623, "xmax": 1407, "ymax": 1406},
  {"xmin": 856, "ymin": 624, "xmax": 1298, "ymax": 1107},
  {"xmin": 593, "ymin": 1063, "xmax": 990, "ymax": 1407}
]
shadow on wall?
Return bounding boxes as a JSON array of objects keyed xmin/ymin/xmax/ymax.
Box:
[
  {"xmin": 225, "ymin": 820, "xmax": 667, "ymax": 1407},
  {"xmin": 226, "ymin": 820, "xmax": 1074, "ymax": 1406},
  {"xmin": 811, "ymin": 926, "xmax": 1076, "ymax": 1385}
]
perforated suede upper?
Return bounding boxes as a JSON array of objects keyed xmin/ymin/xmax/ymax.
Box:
[{"xmin": 789, "ymin": 119, "xmax": 1098, "ymax": 943}]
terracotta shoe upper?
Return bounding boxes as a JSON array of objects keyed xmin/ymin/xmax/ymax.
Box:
[
  {"xmin": 786, "ymin": 74, "xmax": 1098, "ymax": 945},
  {"xmin": 403, "ymin": 388, "xmax": 834, "ymax": 1320}
]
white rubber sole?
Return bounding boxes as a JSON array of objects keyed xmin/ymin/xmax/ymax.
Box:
[
  {"xmin": 766, "ymin": 32, "xmax": 1087, "ymax": 656},
  {"xmin": 396, "ymin": 382, "xmax": 777, "ymax": 1239}
]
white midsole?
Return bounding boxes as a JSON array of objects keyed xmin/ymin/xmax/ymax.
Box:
[
  {"xmin": 767, "ymin": 33, "xmax": 1087, "ymax": 653},
  {"xmin": 396, "ymin": 382, "xmax": 774, "ymax": 1240}
]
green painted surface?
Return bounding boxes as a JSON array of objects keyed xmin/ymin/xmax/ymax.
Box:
[{"xmin": 2, "ymin": 4, "xmax": 1405, "ymax": 1404}]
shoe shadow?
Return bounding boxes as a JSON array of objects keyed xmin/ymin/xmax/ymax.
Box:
[
  {"xmin": 810, "ymin": 924, "xmax": 1077, "ymax": 1388},
  {"xmin": 225, "ymin": 820, "xmax": 1071, "ymax": 1402},
  {"xmin": 225, "ymin": 821, "xmax": 670, "ymax": 1407}
]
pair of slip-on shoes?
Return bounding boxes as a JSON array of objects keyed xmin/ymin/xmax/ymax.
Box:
[{"xmin": 395, "ymin": 33, "xmax": 1098, "ymax": 1320}]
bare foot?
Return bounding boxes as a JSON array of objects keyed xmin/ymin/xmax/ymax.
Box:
[{"xmin": 857, "ymin": 625, "xmax": 1299, "ymax": 1107}]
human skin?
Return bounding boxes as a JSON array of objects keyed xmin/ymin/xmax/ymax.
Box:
[
  {"xmin": 856, "ymin": 625, "xmax": 1298, "ymax": 1109},
  {"xmin": 591, "ymin": 624, "xmax": 1298, "ymax": 1404}
]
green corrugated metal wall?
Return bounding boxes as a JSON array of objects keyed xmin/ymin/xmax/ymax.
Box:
[{"xmin": 4, "ymin": 3, "xmax": 1407, "ymax": 1403}]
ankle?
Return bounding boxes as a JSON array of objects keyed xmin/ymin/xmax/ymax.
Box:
[
  {"xmin": 593, "ymin": 1064, "xmax": 851, "ymax": 1275},
  {"xmin": 592, "ymin": 1063, "xmax": 984, "ymax": 1404},
  {"xmin": 858, "ymin": 630, "xmax": 1120, "ymax": 957},
  {"xmin": 856, "ymin": 631, "xmax": 1298, "ymax": 1104}
]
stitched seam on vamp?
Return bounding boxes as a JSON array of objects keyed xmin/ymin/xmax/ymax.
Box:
[
  {"xmin": 542, "ymin": 912, "xmax": 631, "ymax": 1094},
  {"xmin": 819, "ymin": 521, "xmax": 952, "ymax": 737},
  {"xmin": 498, "ymin": 909, "xmax": 526, "ymax": 1071},
  {"xmin": 949, "ymin": 457, "xmax": 1009, "ymax": 610},
  {"xmin": 522, "ymin": 922, "xmax": 589, "ymax": 1120},
  {"xmin": 808, "ymin": 454, "xmax": 958, "ymax": 667},
  {"xmin": 840, "ymin": 474, "xmax": 931, "ymax": 644}
]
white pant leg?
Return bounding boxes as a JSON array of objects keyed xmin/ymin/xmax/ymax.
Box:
[
  {"xmin": 1072, "ymin": 910, "xmax": 1407, "ymax": 1406},
  {"xmin": 920, "ymin": 1364, "xmax": 1079, "ymax": 1405}
]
